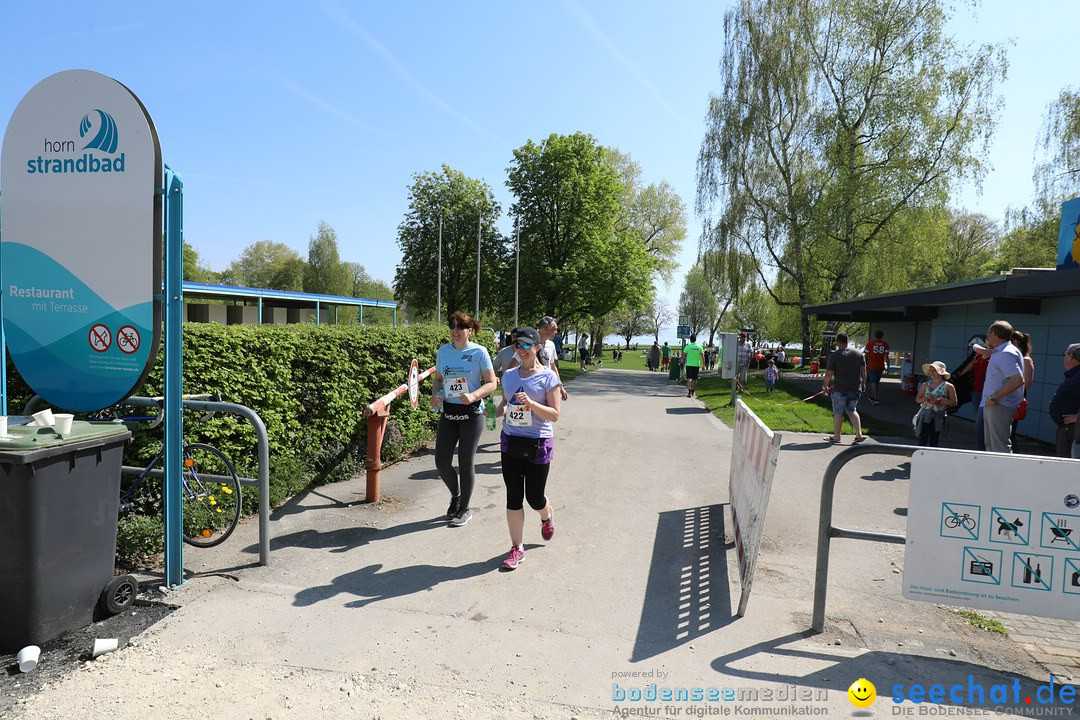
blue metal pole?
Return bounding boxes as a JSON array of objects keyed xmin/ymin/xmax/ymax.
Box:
[
  {"xmin": 316, "ymin": 301, "xmax": 321, "ymax": 325},
  {"xmin": 258, "ymin": 297, "xmax": 263, "ymax": 324},
  {"xmin": 163, "ymin": 167, "xmax": 185, "ymax": 587}
]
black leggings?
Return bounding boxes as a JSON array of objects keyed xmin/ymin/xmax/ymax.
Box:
[
  {"xmin": 501, "ymin": 453, "xmax": 550, "ymax": 511},
  {"xmin": 435, "ymin": 411, "xmax": 484, "ymax": 509}
]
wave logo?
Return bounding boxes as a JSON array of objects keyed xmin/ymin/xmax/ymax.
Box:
[{"xmin": 79, "ymin": 109, "xmax": 119, "ymax": 154}]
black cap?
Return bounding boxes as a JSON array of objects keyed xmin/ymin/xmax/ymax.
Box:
[{"xmin": 515, "ymin": 327, "xmax": 542, "ymax": 345}]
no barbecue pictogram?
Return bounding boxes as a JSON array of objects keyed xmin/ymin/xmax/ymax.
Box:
[
  {"xmin": 89, "ymin": 323, "xmax": 111, "ymax": 352},
  {"xmin": 117, "ymin": 325, "xmax": 141, "ymax": 354}
]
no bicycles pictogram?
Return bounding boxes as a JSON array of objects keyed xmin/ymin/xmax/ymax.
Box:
[
  {"xmin": 89, "ymin": 323, "xmax": 111, "ymax": 352},
  {"xmin": 117, "ymin": 325, "xmax": 141, "ymax": 354}
]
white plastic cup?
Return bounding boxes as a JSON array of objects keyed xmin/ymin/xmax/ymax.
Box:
[
  {"xmin": 0, "ymin": 416, "xmax": 8, "ymax": 436},
  {"xmin": 17, "ymin": 645, "xmax": 40, "ymax": 672},
  {"xmin": 91, "ymin": 638, "xmax": 118, "ymax": 658},
  {"xmin": 32, "ymin": 408, "xmax": 54, "ymax": 427},
  {"xmin": 54, "ymin": 413, "xmax": 74, "ymax": 434}
]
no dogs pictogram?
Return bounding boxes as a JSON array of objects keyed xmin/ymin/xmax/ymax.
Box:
[
  {"xmin": 117, "ymin": 325, "xmax": 141, "ymax": 354},
  {"xmin": 89, "ymin": 324, "xmax": 112, "ymax": 352}
]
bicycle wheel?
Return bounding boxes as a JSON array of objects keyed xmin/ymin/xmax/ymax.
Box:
[{"xmin": 180, "ymin": 443, "xmax": 242, "ymax": 548}]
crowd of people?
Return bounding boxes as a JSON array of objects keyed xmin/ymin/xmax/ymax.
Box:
[{"xmin": 818, "ymin": 320, "xmax": 1079, "ymax": 458}]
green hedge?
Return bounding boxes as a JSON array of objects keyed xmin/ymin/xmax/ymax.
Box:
[{"xmin": 6, "ymin": 321, "xmax": 495, "ymax": 527}]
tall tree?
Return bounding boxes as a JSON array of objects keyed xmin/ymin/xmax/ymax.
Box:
[
  {"xmin": 223, "ymin": 240, "xmax": 305, "ymax": 290},
  {"xmin": 394, "ymin": 166, "xmax": 504, "ymax": 322},
  {"xmin": 678, "ymin": 263, "xmax": 715, "ymax": 337},
  {"xmin": 507, "ymin": 133, "xmax": 653, "ymax": 325},
  {"xmin": 1035, "ymin": 87, "xmax": 1080, "ymax": 206},
  {"xmin": 648, "ymin": 299, "xmax": 674, "ymax": 343},
  {"xmin": 608, "ymin": 148, "xmax": 687, "ymax": 284},
  {"xmin": 611, "ymin": 302, "xmax": 652, "ymax": 349},
  {"xmin": 183, "ymin": 242, "xmax": 218, "ymax": 283},
  {"xmin": 697, "ymin": 0, "xmax": 1006, "ymax": 361},
  {"xmin": 304, "ymin": 221, "xmax": 352, "ymax": 298}
]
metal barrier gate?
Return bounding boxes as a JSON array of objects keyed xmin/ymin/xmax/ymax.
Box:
[{"xmin": 812, "ymin": 442, "xmax": 915, "ymax": 633}]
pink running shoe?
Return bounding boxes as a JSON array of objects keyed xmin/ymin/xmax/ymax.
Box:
[
  {"xmin": 502, "ymin": 545, "xmax": 525, "ymax": 570},
  {"xmin": 540, "ymin": 510, "xmax": 555, "ymax": 541}
]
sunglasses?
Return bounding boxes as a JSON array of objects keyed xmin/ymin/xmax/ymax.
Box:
[
  {"xmin": 449, "ymin": 322, "xmax": 471, "ymax": 331},
  {"xmin": 514, "ymin": 341, "xmax": 534, "ymax": 350}
]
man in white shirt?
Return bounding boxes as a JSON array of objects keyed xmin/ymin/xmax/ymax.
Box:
[{"xmin": 538, "ymin": 316, "xmax": 569, "ymax": 400}]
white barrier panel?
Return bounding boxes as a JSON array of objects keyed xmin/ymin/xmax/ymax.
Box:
[
  {"xmin": 729, "ymin": 399, "xmax": 782, "ymax": 616},
  {"xmin": 904, "ymin": 449, "xmax": 1080, "ymax": 620}
]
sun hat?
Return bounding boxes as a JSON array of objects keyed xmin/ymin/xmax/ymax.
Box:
[{"xmin": 922, "ymin": 361, "xmax": 950, "ymax": 379}]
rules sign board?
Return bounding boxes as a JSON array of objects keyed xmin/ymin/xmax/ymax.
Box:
[
  {"xmin": 1, "ymin": 70, "xmax": 162, "ymax": 411},
  {"xmin": 904, "ymin": 449, "xmax": 1080, "ymax": 621}
]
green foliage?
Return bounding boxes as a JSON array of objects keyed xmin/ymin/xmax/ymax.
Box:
[
  {"xmin": 6, "ymin": 323, "xmax": 485, "ymax": 521},
  {"xmin": 304, "ymin": 221, "xmax": 353, "ymax": 299},
  {"xmin": 224, "ymin": 240, "xmax": 305, "ymax": 290},
  {"xmin": 116, "ymin": 513, "xmax": 164, "ymax": 568},
  {"xmin": 183, "ymin": 242, "xmax": 218, "ymax": 283},
  {"xmin": 508, "ymin": 133, "xmax": 653, "ymax": 323},
  {"xmin": 608, "ymin": 148, "xmax": 687, "ymax": 284},
  {"xmin": 394, "ymin": 165, "xmax": 506, "ymax": 322},
  {"xmin": 697, "ymin": 0, "xmax": 1007, "ymax": 355},
  {"xmin": 952, "ymin": 609, "xmax": 1008, "ymax": 636}
]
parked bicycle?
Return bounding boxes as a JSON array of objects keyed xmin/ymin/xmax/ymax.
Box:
[{"xmin": 93, "ymin": 394, "xmax": 242, "ymax": 548}]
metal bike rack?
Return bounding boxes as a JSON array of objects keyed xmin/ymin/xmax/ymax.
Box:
[
  {"xmin": 23, "ymin": 394, "xmax": 272, "ymax": 566},
  {"xmin": 811, "ymin": 442, "xmax": 915, "ymax": 633}
]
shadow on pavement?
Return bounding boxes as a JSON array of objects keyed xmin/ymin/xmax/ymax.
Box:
[
  {"xmin": 244, "ymin": 516, "xmax": 447, "ymax": 555},
  {"xmin": 862, "ymin": 462, "xmax": 910, "ymax": 483},
  {"xmin": 293, "ymin": 555, "xmax": 504, "ymax": 608},
  {"xmin": 666, "ymin": 407, "xmax": 710, "ymax": 415},
  {"xmin": 631, "ymin": 504, "xmax": 734, "ymax": 662},
  {"xmin": 710, "ymin": 633, "xmax": 1072, "ymax": 711}
]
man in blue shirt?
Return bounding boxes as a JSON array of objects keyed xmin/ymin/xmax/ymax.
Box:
[{"xmin": 981, "ymin": 320, "xmax": 1026, "ymax": 453}]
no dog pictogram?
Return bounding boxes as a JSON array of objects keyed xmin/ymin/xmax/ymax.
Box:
[
  {"xmin": 117, "ymin": 325, "xmax": 141, "ymax": 354},
  {"xmin": 89, "ymin": 324, "xmax": 112, "ymax": 352}
]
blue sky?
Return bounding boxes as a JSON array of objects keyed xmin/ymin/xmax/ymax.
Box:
[{"xmin": 2, "ymin": 1, "xmax": 1078, "ymax": 333}]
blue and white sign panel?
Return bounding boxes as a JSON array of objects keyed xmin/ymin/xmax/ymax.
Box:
[
  {"xmin": 1, "ymin": 70, "xmax": 162, "ymax": 411},
  {"xmin": 1057, "ymin": 197, "xmax": 1080, "ymax": 270},
  {"xmin": 904, "ymin": 450, "xmax": 1080, "ymax": 620}
]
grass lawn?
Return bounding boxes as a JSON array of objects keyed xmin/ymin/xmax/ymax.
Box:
[
  {"xmin": 596, "ymin": 345, "xmax": 673, "ymax": 373},
  {"xmin": 694, "ymin": 374, "xmax": 910, "ymax": 437}
]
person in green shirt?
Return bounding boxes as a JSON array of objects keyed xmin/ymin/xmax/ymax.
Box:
[
  {"xmin": 661, "ymin": 342, "xmax": 671, "ymax": 372},
  {"xmin": 682, "ymin": 334, "xmax": 705, "ymax": 398}
]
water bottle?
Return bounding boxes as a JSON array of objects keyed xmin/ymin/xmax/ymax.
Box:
[
  {"xmin": 432, "ymin": 388, "xmax": 444, "ymax": 414},
  {"xmin": 485, "ymin": 396, "xmax": 497, "ymax": 431}
]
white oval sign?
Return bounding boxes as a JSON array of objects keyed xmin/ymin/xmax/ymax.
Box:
[{"xmin": 1, "ymin": 70, "xmax": 162, "ymax": 411}]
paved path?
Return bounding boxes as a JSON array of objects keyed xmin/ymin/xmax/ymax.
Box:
[{"xmin": 5, "ymin": 370, "xmax": 1075, "ymax": 718}]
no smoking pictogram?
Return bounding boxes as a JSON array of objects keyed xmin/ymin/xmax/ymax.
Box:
[
  {"xmin": 117, "ymin": 325, "xmax": 141, "ymax": 354},
  {"xmin": 89, "ymin": 323, "xmax": 112, "ymax": 352}
]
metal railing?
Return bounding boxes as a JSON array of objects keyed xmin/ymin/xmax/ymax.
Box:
[
  {"xmin": 24, "ymin": 394, "xmax": 272, "ymax": 566},
  {"xmin": 811, "ymin": 442, "xmax": 915, "ymax": 633},
  {"xmin": 362, "ymin": 364, "xmax": 435, "ymax": 502}
]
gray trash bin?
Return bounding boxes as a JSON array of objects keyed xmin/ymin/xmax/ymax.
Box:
[{"xmin": 0, "ymin": 420, "xmax": 131, "ymax": 651}]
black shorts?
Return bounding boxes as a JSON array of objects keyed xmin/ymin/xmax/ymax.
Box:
[{"xmin": 686, "ymin": 366, "xmax": 700, "ymax": 380}]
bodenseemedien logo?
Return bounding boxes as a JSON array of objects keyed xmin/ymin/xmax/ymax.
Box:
[{"xmin": 26, "ymin": 108, "xmax": 125, "ymax": 174}]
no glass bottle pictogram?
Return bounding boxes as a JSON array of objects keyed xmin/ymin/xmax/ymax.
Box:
[
  {"xmin": 89, "ymin": 323, "xmax": 112, "ymax": 352},
  {"xmin": 117, "ymin": 325, "xmax": 141, "ymax": 355}
]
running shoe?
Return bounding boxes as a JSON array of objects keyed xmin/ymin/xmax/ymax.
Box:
[
  {"xmin": 502, "ymin": 545, "xmax": 525, "ymax": 570},
  {"xmin": 541, "ymin": 510, "xmax": 555, "ymax": 541},
  {"xmin": 446, "ymin": 496, "xmax": 460, "ymax": 520},
  {"xmin": 449, "ymin": 507, "xmax": 472, "ymax": 527}
]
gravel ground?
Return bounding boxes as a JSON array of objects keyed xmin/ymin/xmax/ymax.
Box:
[{"xmin": 0, "ymin": 595, "xmax": 175, "ymax": 718}]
